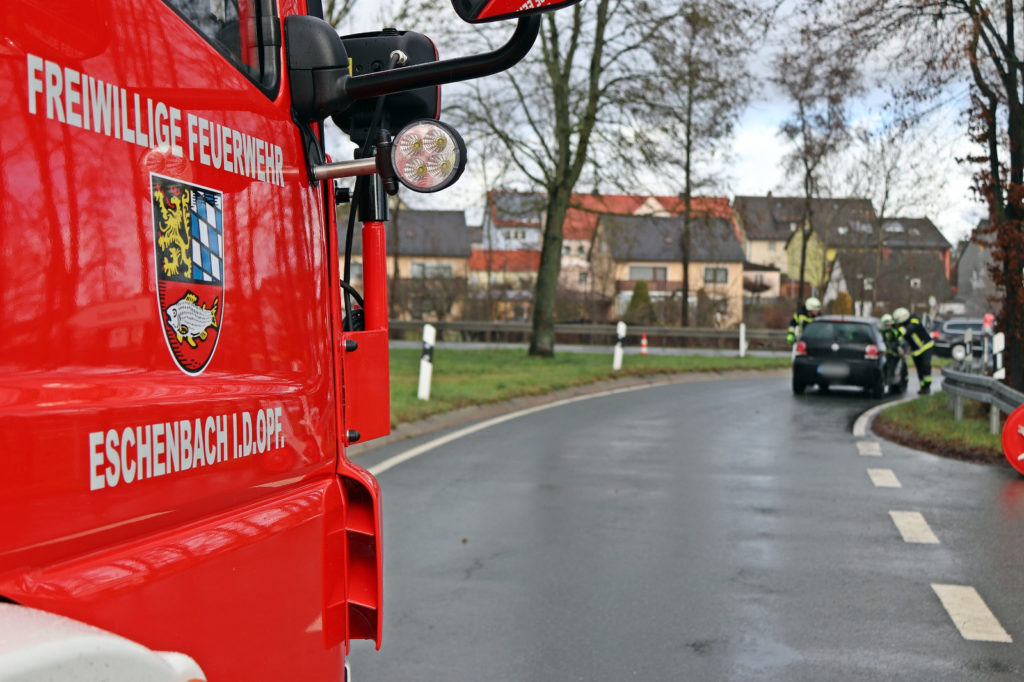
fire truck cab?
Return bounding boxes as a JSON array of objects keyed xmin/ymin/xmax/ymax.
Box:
[{"xmin": 0, "ymin": 0, "xmax": 579, "ymax": 679}]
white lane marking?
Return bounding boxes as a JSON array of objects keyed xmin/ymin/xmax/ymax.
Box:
[
  {"xmin": 888, "ymin": 511, "xmax": 939, "ymax": 544},
  {"xmin": 368, "ymin": 380, "xmax": 677, "ymax": 476},
  {"xmin": 857, "ymin": 440, "xmax": 883, "ymax": 456},
  {"xmin": 931, "ymin": 584, "xmax": 1013, "ymax": 643},
  {"xmin": 867, "ymin": 468, "xmax": 902, "ymax": 488},
  {"xmin": 852, "ymin": 393, "xmax": 921, "ymax": 437}
]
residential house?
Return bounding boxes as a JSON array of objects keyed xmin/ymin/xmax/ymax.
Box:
[
  {"xmin": 476, "ymin": 190, "xmax": 737, "ymax": 321},
  {"xmin": 824, "ymin": 249, "xmax": 953, "ymax": 317},
  {"xmin": 955, "ymin": 220, "xmax": 997, "ymax": 316},
  {"xmin": 821, "ymin": 216, "xmax": 953, "ymax": 316},
  {"xmin": 480, "ymin": 190, "xmax": 546, "ymax": 251},
  {"xmin": 743, "ymin": 262, "xmax": 781, "ymax": 301},
  {"xmin": 734, "ymin": 194, "xmax": 876, "ymax": 293},
  {"xmin": 592, "ymin": 213, "xmax": 746, "ymax": 326},
  {"xmin": 348, "ymin": 209, "xmax": 471, "ymax": 320},
  {"xmin": 467, "ymin": 249, "xmax": 540, "ymax": 321},
  {"xmin": 561, "ymin": 193, "xmax": 734, "ymax": 291}
]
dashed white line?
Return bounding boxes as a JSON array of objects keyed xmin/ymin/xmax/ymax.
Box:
[
  {"xmin": 888, "ymin": 511, "xmax": 939, "ymax": 544},
  {"xmin": 857, "ymin": 440, "xmax": 883, "ymax": 456},
  {"xmin": 867, "ymin": 468, "xmax": 902, "ymax": 488},
  {"xmin": 931, "ymin": 584, "xmax": 1013, "ymax": 643}
]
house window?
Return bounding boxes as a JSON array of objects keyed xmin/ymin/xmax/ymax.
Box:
[
  {"xmin": 754, "ymin": 273, "xmax": 765, "ymax": 285},
  {"xmin": 411, "ymin": 262, "xmax": 453, "ymax": 278},
  {"xmin": 629, "ymin": 265, "xmax": 667, "ymax": 281},
  {"xmin": 578, "ymin": 245, "xmax": 587, "ymax": 257},
  {"xmin": 562, "ymin": 245, "xmax": 571, "ymax": 256},
  {"xmin": 910, "ymin": 277, "xmax": 921, "ymax": 289},
  {"xmin": 579, "ymin": 271, "xmax": 589, "ymax": 285},
  {"xmin": 703, "ymin": 266, "xmax": 728, "ymax": 284}
]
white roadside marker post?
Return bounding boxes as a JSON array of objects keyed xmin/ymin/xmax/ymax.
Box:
[
  {"xmin": 417, "ymin": 323, "xmax": 436, "ymax": 401},
  {"xmin": 613, "ymin": 321, "xmax": 626, "ymax": 371},
  {"xmin": 739, "ymin": 322, "xmax": 748, "ymax": 358},
  {"xmin": 993, "ymin": 332, "xmax": 1006, "ymax": 380}
]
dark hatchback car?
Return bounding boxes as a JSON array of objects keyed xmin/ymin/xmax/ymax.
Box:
[
  {"xmin": 792, "ymin": 316, "xmax": 908, "ymax": 398},
  {"xmin": 933, "ymin": 317, "xmax": 986, "ymax": 357}
]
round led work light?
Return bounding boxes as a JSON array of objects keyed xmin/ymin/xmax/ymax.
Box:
[{"xmin": 391, "ymin": 119, "xmax": 467, "ymax": 193}]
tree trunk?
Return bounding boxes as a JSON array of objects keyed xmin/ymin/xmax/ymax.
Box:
[{"xmin": 529, "ymin": 189, "xmax": 571, "ymax": 357}]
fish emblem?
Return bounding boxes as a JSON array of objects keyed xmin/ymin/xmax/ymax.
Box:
[{"xmin": 166, "ymin": 291, "xmax": 219, "ymax": 348}]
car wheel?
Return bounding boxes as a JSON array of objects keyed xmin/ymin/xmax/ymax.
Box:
[
  {"xmin": 792, "ymin": 376, "xmax": 806, "ymax": 395},
  {"xmin": 869, "ymin": 372, "xmax": 885, "ymax": 399},
  {"xmin": 891, "ymin": 360, "xmax": 908, "ymax": 395}
]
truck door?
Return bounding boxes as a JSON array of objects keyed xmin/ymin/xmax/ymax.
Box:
[{"xmin": 0, "ymin": 1, "xmax": 367, "ymax": 679}]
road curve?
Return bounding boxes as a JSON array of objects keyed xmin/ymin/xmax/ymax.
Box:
[{"xmin": 350, "ymin": 376, "xmax": 1024, "ymax": 680}]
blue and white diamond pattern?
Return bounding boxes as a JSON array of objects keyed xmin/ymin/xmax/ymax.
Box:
[{"xmin": 190, "ymin": 189, "xmax": 224, "ymax": 283}]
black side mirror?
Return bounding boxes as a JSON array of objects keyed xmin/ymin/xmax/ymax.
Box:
[
  {"xmin": 285, "ymin": 15, "xmax": 351, "ymax": 121},
  {"xmin": 452, "ymin": 0, "xmax": 583, "ymax": 23}
]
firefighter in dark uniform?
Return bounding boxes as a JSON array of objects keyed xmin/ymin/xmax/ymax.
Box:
[
  {"xmin": 893, "ymin": 307, "xmax": 934, "ymax": 394},
  {"xmin": 879, "ymin": 313, "xmax": 902, "ymax": 385},
  {"xmin": 787, "ymin": 296, "xmax": 821, "ymax": 345}
]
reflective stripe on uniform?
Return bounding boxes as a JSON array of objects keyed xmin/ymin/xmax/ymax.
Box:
[{"xmin": 912, "ymin": 339, "xmax": 935, "ymax": 356}]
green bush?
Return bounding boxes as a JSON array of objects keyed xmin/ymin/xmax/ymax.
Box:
[{"xmin": 623, "ymin": 280, "xmax": 659, "ymax": 325}]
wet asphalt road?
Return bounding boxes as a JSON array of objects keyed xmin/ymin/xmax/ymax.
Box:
[{"xmin": 349, "ymin": 376, "xmax": 1024, "ymax": 680}]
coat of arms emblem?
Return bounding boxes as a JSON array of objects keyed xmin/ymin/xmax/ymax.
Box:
[{"xmin": 152, "ymin": 174, "xmax": 224, "ymax": 375}]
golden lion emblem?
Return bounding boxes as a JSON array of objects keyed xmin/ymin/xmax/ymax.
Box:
[{"xmin": 154, "ymin": 184, "xmax": 192, "ymax": 277}]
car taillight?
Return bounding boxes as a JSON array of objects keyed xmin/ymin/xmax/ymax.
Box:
[
  {"xmin": 931, "ymin": 330, "xmax": 940, "ymax": 339},
  {"xmin": 865, "ymin": 344, "xmax": 880, "ymax": 359},
  {"xmin": 796, "ymin": 341, "xmax": 807, "ymax": 356}
]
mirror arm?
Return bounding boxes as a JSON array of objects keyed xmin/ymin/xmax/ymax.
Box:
[{"xmin": 344, "ymin": 15, "xmax": 540, "ymax": 101}]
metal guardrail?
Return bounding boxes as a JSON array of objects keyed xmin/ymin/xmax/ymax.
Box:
[
  {"xmin": 388, "ymin": 320, "xmax": 789, "ymax": 349},
  {"xmin": 941, "ymin": 364, "xmax": 1024, "ymax": 434}
]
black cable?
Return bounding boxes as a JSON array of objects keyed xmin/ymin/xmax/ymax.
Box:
[{"xmin": 341, "ymin": 51, "xmax": 402, "ymax": 331}]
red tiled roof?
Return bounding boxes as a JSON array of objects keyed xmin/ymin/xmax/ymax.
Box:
[
  {"xmin": 469, "ymin": 249, "xmax": 541, "ymax": 272},
  {"xmin": 563, "ymin": 194, "xmax": 734, "ymax": 241}
]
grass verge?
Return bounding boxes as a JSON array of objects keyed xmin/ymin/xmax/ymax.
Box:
[
  {"xmin": 872, "ymin": 391, "xmax": 1004, "ymax": 467},
  {"xmin": 389, "ymin": 348, "xmax": 789, "ymax": 426}
]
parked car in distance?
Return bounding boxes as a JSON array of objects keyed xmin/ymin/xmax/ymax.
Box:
[
  {"xmin": 933, "ymin": 317, "xmax": 988, "ymax": 357},
  {"xmin": 792, "ymin": 316, "xmax": 908, "ymax": 398}
]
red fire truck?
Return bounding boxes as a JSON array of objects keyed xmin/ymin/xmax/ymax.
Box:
[{"xmin": 0, "ymin": 0, "xmax": 578, "ymax": 679}]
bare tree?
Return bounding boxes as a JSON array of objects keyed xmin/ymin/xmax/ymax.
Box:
[
  {"xmin": 644, "ymin": 2, "xmax": 761, "ymax": 326},
  {"xmin": 394, "ymin": 0, "xmax": 765, "ymax": 356},
  {"xmin": 322, "ymin": 0, "xmax": 356, "ymax": 27},
  {"xmin": 811, "ymin": 0, "xmax": 1024, "ymax": 387},
  {"xmin": 772, "ymin": 25, "xmax": 861, "ymax": 302},
  {"xmin": 824, "ymin": 116, "xmax": 954, "ymax": 310}
]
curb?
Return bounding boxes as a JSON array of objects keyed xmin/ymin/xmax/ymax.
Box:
[{"xmin": 347, "ymin": 368, "xmax": 790, "ymax": 458}]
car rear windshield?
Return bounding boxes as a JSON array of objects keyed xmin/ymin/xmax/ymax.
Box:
[
  {"xmin": 945, "ymin": 321, "xmax": 984, "ymax": 332},
  {"xmin": 803, "ymin": 321, "xmax": 875, "ymax": 344}
]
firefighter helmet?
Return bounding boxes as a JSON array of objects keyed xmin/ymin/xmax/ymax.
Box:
[
  {"xmin": 805, "ymin": 297, "xmax": 822, "ymax": 313},
  {"xmin": 880, "ymin": 313, "xmax": 893, "ymax": 329},
  {"xmin": 893, "ymin": 307, "xmax": 910, "ymax": 324}
]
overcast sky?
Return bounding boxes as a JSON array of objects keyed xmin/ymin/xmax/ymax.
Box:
[{"xmin": 328, "ymin": 4, "xmax": 986, "ymax": 244}]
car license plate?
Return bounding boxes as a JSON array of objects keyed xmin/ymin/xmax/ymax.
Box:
[{"xmin": 818, "ymin": 362, "xmax": 849, "ymax": 379}]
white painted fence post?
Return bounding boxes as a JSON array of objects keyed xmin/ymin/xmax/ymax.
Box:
[
  {"xmin": 613, "ymin": 321, "xmax": 626, "ymax": 371},
  {"xmin": 739, "ymin": 323, "xmax": 748, "ymax": 358},
  {"xmin": 417, "ymin": 323, "xmax": 436, "ymax": 401},
  {"xmin": 993, "ymin": 332, "xmax": 1006, "ymax": 380}
]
